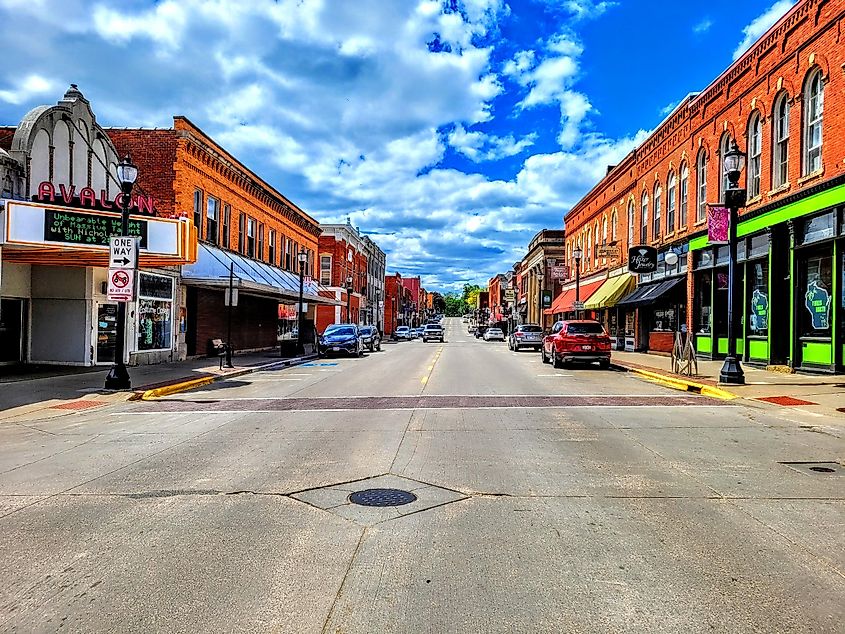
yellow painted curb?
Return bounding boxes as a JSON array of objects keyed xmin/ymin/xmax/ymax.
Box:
[
  {"xmin": 626, "ymin": 367, "xmax": 736, "ymax": 400},
  {"xmin": 139, "ymin": 376, "xmax": 216, "ymax": 400}
]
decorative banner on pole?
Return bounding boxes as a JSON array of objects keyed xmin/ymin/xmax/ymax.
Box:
[
  {"xmin": 707, "ymin": 206, "xmax": 730, "ymax": 244},
  {"xmin": 541, "ymin": 290, "xmax": 553, "ymax": 309}
]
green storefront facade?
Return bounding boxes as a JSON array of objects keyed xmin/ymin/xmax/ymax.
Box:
[{"xmin": 689, "ymin": 178, "xmax": 845, "ymax": 373}]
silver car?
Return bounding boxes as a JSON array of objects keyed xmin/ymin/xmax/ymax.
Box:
[{"xmin": 508, "ymin": 324, "xmax": 543, "ymax": 351}]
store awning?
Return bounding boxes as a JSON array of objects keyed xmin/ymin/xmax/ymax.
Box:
[
  {"xmin": 584, "ymin": 273, "xmax": 636, "ymax": 310},
  {"xmin": 544, "ymin": 279, "xmax": 605, "ymax": 315},
  {"xmin": 616, "ymin": 277, "xmax": 684, "ymax": 309},
  {"xmin": 181, "ymin": 243, "xmax": 339, "ymax": 305}
]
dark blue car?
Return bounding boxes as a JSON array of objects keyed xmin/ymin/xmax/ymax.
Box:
[{"xmin": 319, "ymin": 324, "xmax": 364, "ymax": 357}]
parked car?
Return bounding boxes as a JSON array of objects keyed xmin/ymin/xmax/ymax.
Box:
[
  {"xmin": 508, "ymin": 324, "xmax": 543, "ymax": 351},
  {"xmin": 483, "ymin": 327, "xmax": 505, "ymax": 341},
  {"xmin": 474, "ymin": 325, "xmax": 487, "ymax": 339},
  {"xmin": 395, "ymin": 326, "xmax": 411, "ymax": 340},
  {"xmin": 359, "ymin": 325, "xmax": 381, "ymax": 352},
  {"xmin": 412, "ymin": 327, "xmax": 425, "ymax": 339},
  {"xmin": 541, "ymin": 320, "xmax": 611, "ymax": 369},
  {"xmin": 422, "ymin": 323, "xmax": 444, "ymax": 342},
  {"xmin": 319, "ymin": 323, "xmax": 365, "ymax": 357}
]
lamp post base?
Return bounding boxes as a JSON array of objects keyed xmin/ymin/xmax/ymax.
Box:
[
  {"xmin": 719, "ymin": 355, "xmax": 745, "ymax": 384},
  {"xmin": 104, "ymin": 364, "xmax": 131, "ymax": 390}
]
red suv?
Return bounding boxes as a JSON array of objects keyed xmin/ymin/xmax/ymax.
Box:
[{"xmin": 541, "ymin": 320, "xmax": 612, "ymax": 369}]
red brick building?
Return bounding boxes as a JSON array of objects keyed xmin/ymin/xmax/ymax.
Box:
[
  {"xmin": 555, "ymin": 0, "xmax": 844, "ymax": 372},
  {"xmin": 109, "ymin": 117, "xmax": 333, "ymax": 356},
  {"xmin": 315, "ymin": 223, "xmax": 369, "ymax": 333}
]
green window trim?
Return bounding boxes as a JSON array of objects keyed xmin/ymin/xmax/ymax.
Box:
[{"xmin": 690, "ymin": 183, "xmax": 845, "ymax": 251}]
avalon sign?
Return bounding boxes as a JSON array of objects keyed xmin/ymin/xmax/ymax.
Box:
[{"xmin": 628, "ymin": 246, "xmax": 658, "ymax": 274}]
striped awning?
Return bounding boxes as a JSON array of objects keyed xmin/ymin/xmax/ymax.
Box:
[{"xmin": 584, "ymin": 273, "xmax": 636, "ymax": 310}]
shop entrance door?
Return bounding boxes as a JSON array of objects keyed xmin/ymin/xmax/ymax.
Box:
[
  {"xmin": 94, "ymin": 303, "xmax": 119, "ymax": 365},
  {"xmin": 0, "ymin": 299, "xmax": 25, "ymax": 364}
]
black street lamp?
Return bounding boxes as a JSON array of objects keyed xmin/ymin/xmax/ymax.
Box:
[
  {"xmin": 536, "ymin": 267, "xmax": 545, "ymax": 328},
  {"xmin": 104, "ymin": 155, "xmax": 138, "ymax": 390},
  {"xmin": 375, "ymin": 289, "xmax": 382, "ymax": 335},
  {"xmin": 296, "ymin": 248, "xmax": 308, "ymax": 355},
  {"xmin": 719, "ymin": 140, "xmax": 747, "ymax": 385},
  {"xmin": 346, "ymin": 275, "xmax": 353, "ymax": 323},
  {"xmin": 573, "ymin": 245, "xmax": 583, "ymax": 320}
]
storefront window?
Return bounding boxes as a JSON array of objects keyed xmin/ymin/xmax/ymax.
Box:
[
  {"xmin": 747, "ymin": 260, "xmax": 768, "ymax": 336},
  {"xmin": 652, "ymin": 308, "xmax": 677, "ymax": 332},
  {"xmin": 798, "ymin": 212, "xmax": 835, "ymax": 245},
  {"xmin": 695, "ymin": 270, "xmax": 712, "ymax": 334},
  {"xmin": 693, "ymin": 249, "xmax": 713, "ymax": 270},
  {"xmin": 137, "ymin": 274, "xmax": 174, "ymax": 351},
  {"xmin": 799, "ymin": 250, "xmax": 833, "ymax": 337}
]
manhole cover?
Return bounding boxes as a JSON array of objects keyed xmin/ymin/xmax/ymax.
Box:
[{"xmin": 349, "ymin": 488, "xmax": 417, "ymax": 507}]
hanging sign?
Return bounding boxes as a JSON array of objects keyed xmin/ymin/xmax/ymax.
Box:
[
  {"xmin": 804, "ymin": 280, "xmax": 831, "ymax": 329},
  {"xmin": 541, "ymin": 290, "xmax": 553, "ymax": 309},
  {"xmin": 107, "ymin": 268, "xmax": 135, "ymax": 302},
  {"xmin": 627, "ymin": 246, "xmax": 657, "ymax": 274},
  {"xmin": 707, "ymin": 206, "xmax": 730, "ymax": 244},
  {"xmin": 504, "ymin": 288, "xmax": 516, "ymax": 302},
  {"xmin": 551, "ymin": 264, "xmax": 568, "ymax": 279}
]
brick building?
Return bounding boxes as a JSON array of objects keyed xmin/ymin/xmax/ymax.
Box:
[
  {"xmin": 109, "ymin": 117, "xmax": 334, "ymax": 357},
  {"xmin": 519, "ymin": 229, "xmax": 566, "ymax": 329},
  {"xmin": 556, "ymin": 0, "xmax": 844, "ymax": 372},
  {"xmin": 315, "ymin": 223, "xmax": 370, "ymax": 333},
  {"xmin": 402, "ymin": 276, "xmax": 423, "ymax": 327},
  {"xmin": 383, "ymin": 273, "xmax": 412, "ymax": 336}
]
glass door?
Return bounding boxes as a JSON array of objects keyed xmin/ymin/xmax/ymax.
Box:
[
  {"xmin": 95, "ymin": 303, "xmax": 118, "ymax": 365},
  {"xmin": 0, "ymin": 299, "xmax": 25, "ymax": 364}
]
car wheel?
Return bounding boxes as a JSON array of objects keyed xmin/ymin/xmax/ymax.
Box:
[
  {"xmin": 599, "ymin": 359, "xmax": 610, "ymax": 370},
  {"xmin": 541, "ymin": 347, "xmax": 548, "ymax": 364},
  {"xmin": 514, "ymin": 344, "xmax": 520, "ymax": 352},
  {"xmin": 553, "ymin": 352, "xmax": 564, "ymax": 369}
]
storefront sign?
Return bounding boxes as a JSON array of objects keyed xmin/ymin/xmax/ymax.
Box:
[
  {"xmin": 34, "ymin": 181, "xmax": 157, "ymax": 215},
  {"xmin": 707, "ymin": 206, "xmax": 729, "ymax": 244},
  {"xmin": 551, "ymin": 264, "xmax": 568, "ymax": 279},
  {"xmin": 278, "ymin": 303, "xmax": 297, "ymax": 320},
  {"xmin": 597, "ymin": 245, "xmax": 620, "ymax": 259},
  {"xmin": 805, "ymin": 280, "xmax": 831, "ymax": 329},
  {"xmin": 107, "ymin": 268, "xmax": 135, "ymax": 302},
  {"xmin": 628, "ymin": 246, "xmax": 657, "ymax": 273},
  {"xmin": 504, "ymin": 288, "xmax": 516, "ymax": 302},
  {"xmin": 749, "ymin": 289, "xmax": 769, "ymax": 332},
  {"xmin": 45, "ymin": 209, "xmax": 148, "ymax": 248}
]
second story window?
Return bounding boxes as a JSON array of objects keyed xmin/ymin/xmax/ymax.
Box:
[
  {"xmin": 284, "ymin": 238, "xmax": 293, "ymax": 270},
  {"xmin": 640, "ymin": 191, "xmax": 648, "ymax": 244},
  {"xmin": 268, "ymin": 229, "xmax": 276, "ymax": 264},
  {"xmin": 653, "ymin": 183, "xmax": 661, "ymax": 240},
  {"xmin": 222, "ymin": 204, "xmax": 231, "ymax": 249},
  {"xmin": 238, "ymin": 213, "xmax": 245, "ymax": 253},
  {"xmin": 748, "ymin": 113, "xmax": 762, "ymax": 198},
  {"xmin": 193, "ymin": 189, "xmax": 203, "ymax": 236},
  {"xmin": 257, "ymin": 223, "xmax": 265, "ymax": 261},
  {"xmin": 679, "ymin": 163, "xmax": 688, "ymax": 229},
  {"xmin": 696, "ymin": 150, "xmax": 707, "ymax": 223},
  {"xmin": 773, "ymin": 93, "xmax": 790, "ymax": 188},
  {"xmin": 610, "ymin": 210, "xmax": 617, "ymax": 241},
  {"xmin": 627, "ymin": 200, "xmax": 635, "ymax": 246},
  {"xmin": 246, "ymin": 218, "xmax": 256, "ymax": 258},
  {"xmin": 206, "ymin": 196, "xmax": 219, "ymax": 244},
  {"xmin": 803, "ymin": 69, "xmax": 824, "ymax": 176},
  {"xmin": 667, "ymin": 172, "xmax": 676, "ymax": 234},
  {"xmin": 720, "ymin": 135, "xmax": 732, "ymax": 200}
]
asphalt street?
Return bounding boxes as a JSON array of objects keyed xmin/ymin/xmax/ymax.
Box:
[{"xmin": 0, "ymin": 318, "xmax": 843, "ymax": 633}]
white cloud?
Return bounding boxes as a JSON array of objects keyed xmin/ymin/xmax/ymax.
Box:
[
  {"xmin": 448, "ymin": 124, "xmax": 537, "ymax": 162},
  {"xmin": 693, "ymin": 18, "xmax": 712, "ymax": 34},
  {"xmin": 733, "ymin": 0, "xmax": 796, "ymax": 60},
  {"xmin": 0, "ymin": 74, "xmax": 59, "ymax": 105}
]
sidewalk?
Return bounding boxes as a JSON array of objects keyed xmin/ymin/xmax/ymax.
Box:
[
  {"xmin": 0, "ymin": 350, "xmax": 316, "ymax": 421},
  {"xmin": 611, "ymin": 350, "xmax": 843, "ymax": 418}
]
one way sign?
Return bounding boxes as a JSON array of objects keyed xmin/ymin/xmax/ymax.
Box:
[{"xmin": 110, "ymin": 236, "xmax": 138, "ymax": 269}]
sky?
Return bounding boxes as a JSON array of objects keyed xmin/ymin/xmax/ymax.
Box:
[{"xmin": 0, "ymin": 0, "xmax": 797, "ymax": 293}]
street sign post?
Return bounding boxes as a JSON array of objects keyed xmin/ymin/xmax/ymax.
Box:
[
  {"xmin": 573, "ymin": 300, "xmax": 585, "ymax": 311},
  {"xmin": 107, "ymin": 268, "xmax": 135, "ymax": 302},
  {"xmin": 109, "ymin": 236, "xmax": 138, "ymax": 269}
]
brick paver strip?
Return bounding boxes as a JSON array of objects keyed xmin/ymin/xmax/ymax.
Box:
[{"xmin": 146, "ymin": 395, "xmax": 725, "ymax": 412}]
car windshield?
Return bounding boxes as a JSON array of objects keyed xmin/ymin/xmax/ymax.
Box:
[
  {"xmin": 324, "ymin": 326, "xmax": 356, "ymax": 336},
  {"xmin": 425, "ymin": 325, "xmax": 441, "ymax": 330},
  {"xmin": 518, "ymin": 325, "xmax": 542, "ymax": 333},
  {"xmin": 566, "ymin": 323, "xmax": 605, "ymax": 335}
]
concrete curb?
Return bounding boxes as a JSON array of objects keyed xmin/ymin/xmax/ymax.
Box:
[
  {"xmin": 135, "ymin": 354, "xmax": 319, "ymax": 401},
  {"xmin": 611, "ymin": 363, "xmax": 737, "ymax": 400}
]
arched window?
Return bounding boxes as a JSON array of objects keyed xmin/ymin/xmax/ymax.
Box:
[
  {"xmin": 653, "ymin": 183, "xmax": 662, "ymax": 239},
  {"xmin": 666, "ymin": 171, "xmax": 676, "ymax": 233},
  {"xmin": 719, "ymin": 134, "xmax": 732, "ymax": 200},
  {"xmin": 602, "ymin": 216, "xmax": 608, "ymax": 250},
  {"xmin": 748, "ymin": 112, "xmax": 762, "ymax": 198},
  {"xmin": 696, "ymin": 150, "xmax": 707, "ymax": 223},
  {"xmin": 803, "ymin": 69, "xmax": 824, "ymax": 175},
  {"xmin": 593, "ymin": 221, "xmax": 600, "ymax": 265},
  {"xmin": 679, "ymin": 163, "xmax": 688, "ymax": 230},
  {"xmin": 640, "ymin": 191, "xmax": 649, "ymax": 244},
  {"xmin": 610, "ymin": 209, "xmax": 617, "ymax": 241},
  {"xmin": 586, "ymin": 228, "xmax": 592, "ymax": 266},
  {"xmin": 773, "ymin": 93, "xmax": 790, "ymax": 188},
  {"xmin": 627, "ymin": 200, "xmax": 635, "ymax": 246}
]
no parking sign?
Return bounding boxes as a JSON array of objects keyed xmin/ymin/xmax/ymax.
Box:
[{"xmin": 107, "ymin": 268, "xmax": 135, "ymax": 302}]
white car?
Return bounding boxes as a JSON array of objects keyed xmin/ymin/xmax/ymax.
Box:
[
  {"xmin": 483, "ymin": 327, "xmax": 505, "ymax": 341},
  {"xmin": 395, "ymin": 326, "xmax": 411, "ymax": 340}
]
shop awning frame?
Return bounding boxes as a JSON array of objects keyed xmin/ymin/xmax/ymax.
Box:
[
  {"xmin": 544, "ymin": 279, "xmax": 606, "ymax": 315},
  {"xmin": 584, "ymin": 273, "xmax": 636, "ymax": 310},
  {"xmin": 615, "ymin": 277, "xmax": 684, "ymax": 309},
  {"xmin": 181, "ymin": 243, "xmax": 341, "ymax": 305}
]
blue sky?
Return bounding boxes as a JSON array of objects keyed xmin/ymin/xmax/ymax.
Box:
[{"xmin": 0, "ymin": 0, "xmax": 796, "ymax": 292}]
